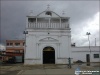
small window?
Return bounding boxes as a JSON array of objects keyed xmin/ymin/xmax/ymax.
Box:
[
  {"xmin": 45, "ymin": 11, "xmax": 52, "ymax": 16},
  {"xmin": 10, "ymin": 43, "xmax": 13, "ymax": 46},
  {"xmin": 23, "ymin": 42, "xmax": 25, "ymax": 46},
  {"xmin": 94, "ymin": 54, "xmax": 99, "ymax": 58},
  {"xmin": 15, "ymin": 43, "xmax": 20, "ymax": 46},
  {"xmin": 6, "ymin": 43, "xmax": 9, "ymax": 46},
  {"xmin": 28, "ymin": 18, "xmax": 36, "ymax": 22},
  {"xmin": 6, "ymin": 43, "xmax": 13, "ymax": 46},
  {"xmin": 15, "ymin": 50, "xmax": 20, "ymax": 53}
]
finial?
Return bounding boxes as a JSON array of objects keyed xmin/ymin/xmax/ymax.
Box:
[{"xmin": 29, "ymin": 10, "xmax": 33, "ymax": 16}]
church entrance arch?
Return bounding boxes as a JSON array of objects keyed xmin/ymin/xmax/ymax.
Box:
[{"xmin": 43, "ymin": 46, "xmax": 55, "ymax": 64}]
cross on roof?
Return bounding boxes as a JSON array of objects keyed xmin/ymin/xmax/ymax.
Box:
[
  {"xmin": 47, "ymin": 4, "xmax": 50, "ymax": 8},
  {"xmin": 47, "ymin": 4, "xmax": 50, "ymax": 10},
  {"xmin": 62, "ymin": 11, "xmax": 65, "ymax": 15}
]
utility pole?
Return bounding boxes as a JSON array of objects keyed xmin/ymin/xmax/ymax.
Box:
[
  {"xmin": 23, "ymin": 30, "xmax": 28, "ymax": 63},
  {"xmin": 86, "ymin": 32, "xmax": 91, "ymax": 66},
  {"xmin": 95, "ymin": 38, "xmax": 96, "ymax": 46}
]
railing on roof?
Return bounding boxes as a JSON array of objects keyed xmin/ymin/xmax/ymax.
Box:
[{"xmin": 28, "ymin": 22, "xmax": 69, "ymax": 29}]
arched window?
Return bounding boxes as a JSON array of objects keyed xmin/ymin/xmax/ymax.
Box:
[{"xmin": 45, "ymin": 11, "xmax": 52, "ymax": 16}]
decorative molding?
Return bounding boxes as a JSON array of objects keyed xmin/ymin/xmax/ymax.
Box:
[
  {"xmin": 72, "ymin": 51, "xmax": 100, "ymax": 52},
  {"xmin": 36, "ymin": 42, "xmax": 60, "ymax": 44},
  {"xmin": 39, "ymin": 37, "xmax": 59, "ymax": 42},
  {"xmin": 57, "ymin": 57, "xmax": 68, "ymax": 59},
  {"xmin": 26, "ymin": 29, "xmax": 71, "ymax": 32},
  {"xmin": 57, "ymin": 58, "xmax": 73, "ymax": 59}
]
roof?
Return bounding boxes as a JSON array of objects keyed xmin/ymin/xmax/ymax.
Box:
[
  {"xmin": 36, "ymin": 10, "xmax": 61, "ymax": 18},
  {"xmin": 71, "ymin": 46, "xmax": 100, "ymax": 52},
  {"xmin": 6, "ymin": 40, "xmax": 25, "ymax": 42},
  {"xmin": 27, "ymin": 7, "xmax": 69, "ymax": 18}
]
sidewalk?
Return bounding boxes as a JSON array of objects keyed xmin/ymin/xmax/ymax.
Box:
[
  {"xmin": 1, "ymin": 64, "xmax": 99, "ymax": 75},
  {"xmin": 17, "ymin": 64, "xmax": 100, "ymax": 75},
  {"xmin": 17, "ymin": 69, "xmax": 75, "ymax": 75}
]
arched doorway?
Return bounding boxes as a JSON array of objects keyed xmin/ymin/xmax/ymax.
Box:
[{"xmin": 43, "ymin": 46, "xmax": 55, "ymax": 64}]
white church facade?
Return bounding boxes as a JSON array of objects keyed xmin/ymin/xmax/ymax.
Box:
[{"xmin": 24, "ymin": 8, "xmax": 100, "ymax": 65}]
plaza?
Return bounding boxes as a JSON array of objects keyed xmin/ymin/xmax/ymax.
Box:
[{"xmin": 0, "ymin": 63, "xmax": 100, "ymax": 75}]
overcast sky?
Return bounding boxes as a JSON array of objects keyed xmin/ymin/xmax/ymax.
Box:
[{"xmin": 0, "ymin": 0, "xmax": 99, "ymax": 49}]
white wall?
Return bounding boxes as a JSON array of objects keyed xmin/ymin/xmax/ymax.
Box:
[
  {"xmin": 25, "ymin": 29, "xmax": 71, "ymax": 64},
  {"xmin": 71, "ymin": 46, "xmax": 100, "ymax": 62}
]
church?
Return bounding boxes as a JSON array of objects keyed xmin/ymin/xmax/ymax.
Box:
[{"xmin": 24, "ymin": 7, "xmax": 99, "ymax": 65}]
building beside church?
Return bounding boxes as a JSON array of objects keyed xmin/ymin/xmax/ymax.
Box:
[
  {"xmin": 24, "ymin": 7, "xmax": 100, "ymax": 65},
  {"xmin": 72, "ymin": 46, "xmax": 100, "ymax": 63},
  {"xmin": 5, "ymin": 40, "xmax": 24, "ymax": 63}
]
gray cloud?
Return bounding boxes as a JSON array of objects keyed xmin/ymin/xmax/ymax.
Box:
[{"xmin": 0, "ymin": 1, "xmax": 99, "ymax": 46}]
